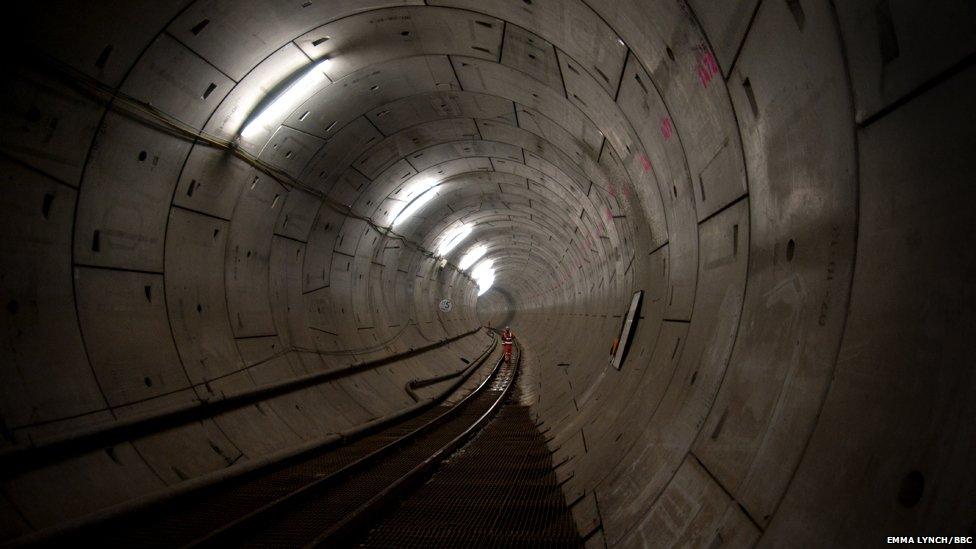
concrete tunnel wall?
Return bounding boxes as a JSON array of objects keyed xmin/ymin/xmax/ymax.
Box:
[{"xmin": 0, "ymin": 0, "xmax": 973, "ymax": 545}]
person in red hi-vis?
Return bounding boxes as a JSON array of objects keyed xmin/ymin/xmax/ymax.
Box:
[{"xmin": 501, "ymin": 326, "xmax": 515, "ymax": 363}]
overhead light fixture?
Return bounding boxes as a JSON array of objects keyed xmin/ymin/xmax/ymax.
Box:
[
  {"xmin": 437, "ymin": 224, "xmax": 472, "ymax": 256},
  {"xmin": 471, "ymin": 258, "xmax": 495, "ymax": 296},
  {"xmin": 391, "ymin": 186, "xmax": 440, "ymax": 228},
  {"xmin": 471, "ymin": 258, "xmax": 494, "ymax": 280},
  {"xmin": 241, "ymin": 58, "xmax": 331, "ymax": 139},
  {"xmin": 399, "ymin": 177, "xmax": 439, "ymax": 201},
  {"xmin": 477, "ymin": 272, "xmax": 494, "ymax": 296},
  {"xmin": 458, "ymin": 244, "xmax": 487, "ymax": 270}
]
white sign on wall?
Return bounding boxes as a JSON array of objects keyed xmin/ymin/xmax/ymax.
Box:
[
  {"xmin": 611, "ymin": 290, "xmax": 643, "ymax": 370},
  {"xmin": 438, "ymin": 298, "xmax": 453, "ymax": 313}
]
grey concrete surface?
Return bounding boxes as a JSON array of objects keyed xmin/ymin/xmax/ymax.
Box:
[{"xmin": 1, "ymin": 0, "xmax": 973, "ymax": 545}]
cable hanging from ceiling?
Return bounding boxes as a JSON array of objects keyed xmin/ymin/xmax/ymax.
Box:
[{"xmin": 26, "ymin": 49, "xmax": 476, "ymax": 279}]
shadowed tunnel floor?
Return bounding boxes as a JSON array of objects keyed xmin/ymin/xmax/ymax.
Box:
[{"xmin": 363, "ymin": 380, "xmax": 580, "ymax": 546}]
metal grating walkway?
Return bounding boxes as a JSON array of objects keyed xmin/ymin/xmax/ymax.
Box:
[
  {"xmin": 360, "ymin": 393, "xmax": 581, "ymax": 548},
  {"xmin": 40, "ymin": 346, "xmax": 580, "ymax": 547}
]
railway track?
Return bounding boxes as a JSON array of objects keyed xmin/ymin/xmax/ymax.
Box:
[
  {"xmin": 37, "ymin": 342, "xmax": 520, "ymax": 548},
  {"xmin": 361, "ymin": 379, "xmax": 582, "ymax": 547}
]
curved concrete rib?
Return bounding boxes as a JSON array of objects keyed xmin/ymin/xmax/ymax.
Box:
[{"xmin": 1, "ymin": 1, "xmax": 973, "ymax": 545}]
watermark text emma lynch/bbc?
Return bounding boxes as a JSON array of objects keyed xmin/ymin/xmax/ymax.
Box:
[{"xmin": 886, "ymin": 537, "xmax": 973, "ymax": 544}]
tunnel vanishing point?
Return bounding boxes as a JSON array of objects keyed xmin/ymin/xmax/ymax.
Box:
[{"xmin": 1, "ymin": 0, "xmax": 974, "ymax": 546}]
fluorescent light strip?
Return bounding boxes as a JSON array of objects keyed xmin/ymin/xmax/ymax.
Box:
[
  {"xmin": 471, "ymin": 258, "xmax": 495, "ymax": 296},
  {"xmin": 458, "ymin": 244, "xmax": 487, "ymax": 270},
  {"xmin": 477, "ymin": 272, "xmax": 494, "ymax": 296},
  {"xmin": 471, "ymin": 258, "xmax": 494, "ymax": 280},
  {"xmin": 391, "ymin": 185, "xmax": 440, "ymax": 228},
  {"xmin": 241, "ymin": 58, "xmax": 331, "ymax": 139},
  {"xmin": 399, "ymin": 177, "xmax": 439, "ymax": 202},
  {"xmin": 437, "ymin": 224, "xmax": 472, "ymax": 256}
]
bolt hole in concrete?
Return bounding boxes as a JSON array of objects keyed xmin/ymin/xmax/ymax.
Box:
[
  {"xmin": 94, "ymin": 44, "xmax": 112, "ymax": 68},
  {"xmin": 190, "ymin": 18, "xmax": 209, "ymax": 35},
  {"xmin": 898, "ymin": 470, "xmax": 925, "ymax": 508},
  {"xmin": 138, "ymin": 150, "xmax": 147, "ymax": 161},
  {"xmin": 787, "ymin": 238, "xmax": 796, "ymax": 261}
]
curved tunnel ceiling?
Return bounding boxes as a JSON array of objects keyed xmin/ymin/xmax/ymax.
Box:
[{"xmin": 2, "ymin": 0, "xmax": 974, "ymax": 545}]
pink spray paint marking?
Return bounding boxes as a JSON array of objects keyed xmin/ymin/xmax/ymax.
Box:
[
  {"xmin": 707, "ymin": 51, "xmax": 719, "ymax": 74},
  {"xmin": 639, "ymin": 154, "xmax": 652, "ymax": 173},
  {"xmin": 661, "ymin": 117, "xmax": 673, "ymax": 141},
  {"xmin": 608, "ymin": 182, "xmax": 618, "ymax": 198},
  {"xmin": 697, "ymin": 49, "xmax": 720, "ymax": 88}
]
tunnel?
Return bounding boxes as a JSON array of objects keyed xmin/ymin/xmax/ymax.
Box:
[{"xmin": 1, "ymin": 0, "xmax": 974, "ymax": 546}]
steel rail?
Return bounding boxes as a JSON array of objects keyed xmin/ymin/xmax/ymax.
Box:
[
  {"xmin": 14, "ymin": 336, "xmax": 497, "ymax": 548},
  {"xmin": 185, "ymin": 345, "xmax": 513, "ymax": 548},
  {"xmin": 0, "ymin": 328, "xmax": 488, "ymax": 476},
  {"xmin": 311, "ymin": 345, "xmax": 521, "ymax": 547}
]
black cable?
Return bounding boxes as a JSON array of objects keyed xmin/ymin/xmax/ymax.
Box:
[{"xmin": 25, "ymin": 49, "xmax": 472, "ymax": 273}]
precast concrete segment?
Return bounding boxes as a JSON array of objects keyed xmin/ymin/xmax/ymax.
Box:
[
  {"xmin": 25, "ymin": 340, "xmax": 500, "ymax": 546},
  {"xmin": 1, "ymin": 0, "xmax": 973, "ymax": 545}
]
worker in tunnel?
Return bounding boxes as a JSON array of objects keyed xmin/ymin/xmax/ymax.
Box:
[{"xmin": 502, "ymin": 326, "xmax": 515, "ymax": 363}]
